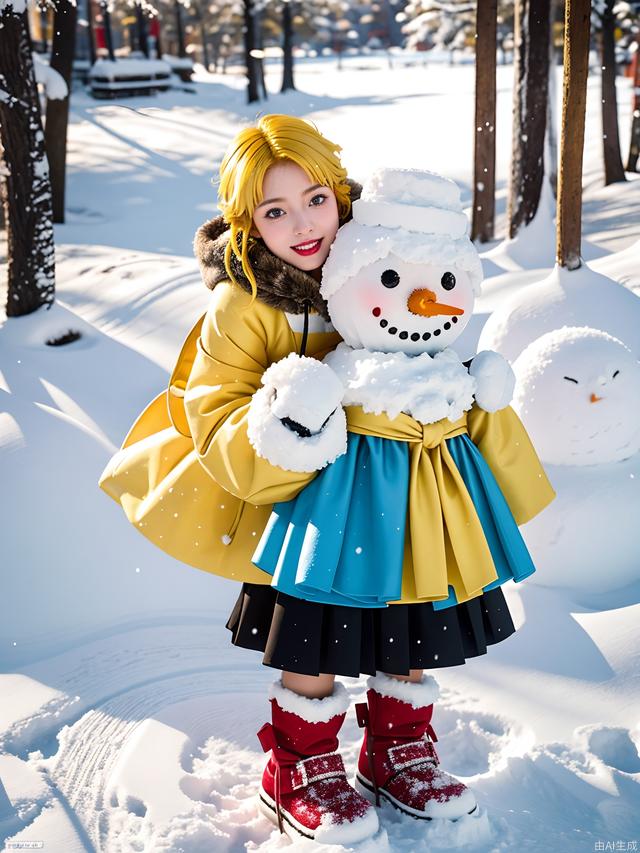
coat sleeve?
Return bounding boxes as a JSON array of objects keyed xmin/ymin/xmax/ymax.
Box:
[
  {"xmin": 183, "ymin": 282, "xmax": 318, "ymax": 504},
  {"xmin": 466, "ymin": 403, "xmax": 556, "ymax": 525}
]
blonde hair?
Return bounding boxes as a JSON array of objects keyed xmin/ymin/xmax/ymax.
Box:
[{"xmin": 217, "ymin": 114, "xmax": 351, "ymax": 298}]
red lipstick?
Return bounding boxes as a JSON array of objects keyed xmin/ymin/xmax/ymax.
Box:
[{"xmin": 291, "ymin": 238, "xmax": 323, "ymax": 257}]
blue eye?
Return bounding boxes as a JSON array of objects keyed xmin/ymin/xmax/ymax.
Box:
[
  {"xmin": 310, "ymin": 194, "xmax": 327, "ymax": 206},
  {"xmin": 265, "ymin": 207, "xmax": 284, "ymax": 219}
]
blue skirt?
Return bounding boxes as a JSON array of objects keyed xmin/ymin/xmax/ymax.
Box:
[{"xmin": 252, "ymin": 432, "xmax": 536, "ymax": 610}]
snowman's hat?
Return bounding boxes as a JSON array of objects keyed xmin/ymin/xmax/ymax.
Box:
[
  {"xmin": 352, "ymin": 168, "xmax": 469, "ymax": 239},
  {"xmin": 322, "ymin": 168, "xmax": 483, "ymax": 301}
]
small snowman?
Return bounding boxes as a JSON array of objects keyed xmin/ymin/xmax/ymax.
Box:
[
  {"xmin": 511, "ymin": 326, "xmax": 640, "ymax": 594},
  {"xmin": 248, "ymin": 168, "xmax": 555, "ymax": 610}
]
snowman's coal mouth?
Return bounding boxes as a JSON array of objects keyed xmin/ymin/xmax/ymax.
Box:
[{"xmin": 372, "ymin": 308, "xmax": 460, "ymax": 342}]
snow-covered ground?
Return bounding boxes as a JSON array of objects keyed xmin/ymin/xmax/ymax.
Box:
[{"xmin": 1, "ymin": 56, "xmax": 639, "ymax": 852}]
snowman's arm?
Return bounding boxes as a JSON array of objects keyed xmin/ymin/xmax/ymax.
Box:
[
  {"xmin": 468, "ymin": 350, "xmax": 516, "ymax": 413},
  {"xmin": 247, "ymin": 353, "xmax": 347, "ymax": 473}
]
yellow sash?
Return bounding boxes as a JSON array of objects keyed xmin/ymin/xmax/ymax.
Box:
[{"xmin": 345, "ymin": 404, "xmax": 555, "ymax": 605}]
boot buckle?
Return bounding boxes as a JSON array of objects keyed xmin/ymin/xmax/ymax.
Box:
[
  {"xmin": 288, "ymin": 751, "xmax": 347, "ymax": 792},
  {"xmin": 387, "ymin": 737, "xmax": 440, "ymax": 772}
]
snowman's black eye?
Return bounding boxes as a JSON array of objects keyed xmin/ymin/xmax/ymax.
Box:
[
  {"xmin": 441, "ymin": 272, "xmax": 456, "ymax": 290},
  {"xmin": 613, "ymin": 370, "xmax": 620, "ymax": 379},
  {"xmin": 381, "ymin": 269, "xmax": 400, "ymax": 288},
  {"xmin": 563, "ymin": 376, "xmax": 579, "ymax": 384}
]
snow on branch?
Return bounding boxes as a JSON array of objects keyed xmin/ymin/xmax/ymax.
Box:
[{"xmin": 33, "ymin": 53, "xmax": 68, "ymax": 100}]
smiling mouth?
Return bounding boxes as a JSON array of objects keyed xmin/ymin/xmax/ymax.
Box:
[
  {"xmin": 291, "ymin": 239, "xmax": 323, "ymax": 257},
  {"xmin": 371, "ymin": 307, "xmax": 462, "ymax": 341}
]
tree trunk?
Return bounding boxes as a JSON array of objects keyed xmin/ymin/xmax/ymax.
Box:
[
  {"xmin": 254, "ymin": 6, "xmax": 267, "ymax": 100},
  {"xmin": 281, "ymin": 1, "xmax": 295, "ymax": 92},
  {"xmin": 0, "ymin": 10, "xmax": 56, "ymax": 315},
  {"xmin": 86, "ymin": 0, "xmax": 96, "ymax": 64},
  {"xmin": 40, "ymin": 8, "xmax": 49, "ymax": 51},
  {"xmin": 472, "ymin": 0, "xmax": 497, "ymax": 243},
  {"xmin": 175, "ymin": 0, "xmax": 187, "ymax": 58},
  {"xmin": 546, "ymin": 0, "xmax": 558, "ymax": 198},
  {"xmin": 211, "ymin": 34, "xmax": 220, "ymax": 72},
  {"xmin": 45, "ymin": 0, "xmax": 77, "ymax": 224},
  {"xmin": 101, "ymin": 1, "xmax": 116, "ymax": 62},
  {"xmin": 627, "ymin": 38, "xmax": 640, "ymax": 172},
  {"xmin": 135, "ymin": 2, "xmax": 149, "ymax": 57},
  {"xmin": 0, "ymin": 168, "xmax": 6, "ymax": 231},
  {"xmin": 386, "ymin": 0, "xmax": 402, "ymax": 47},
  {"xmin": 600, "ymin": 0, "xmax": 626, "ymax": 184},
  {"xmin": 508, "ymin": 0, "xmax": 551, "ymax": 238},
  {"xmin": 199, "ymin": 15, "xmax": 210, "ymax": 69},
  {"xmin": 243, "ymin": 0, "xmax": 259, "ymax": 103},
  {"xmin": 556, "ymin": 0, "xmax": 590, "ymax": 270}
]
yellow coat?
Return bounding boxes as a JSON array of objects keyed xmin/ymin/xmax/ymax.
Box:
[
  {"xmin": 100, "ymin": 281, "xmax": 340, "ymax": 584},
  {"xmin": 100, "ymin": 279, "xmax": 555, "ymax": 602}
]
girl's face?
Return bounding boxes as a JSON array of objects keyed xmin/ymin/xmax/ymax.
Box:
[{"xmin": 252, "ymin": 161, "xmax": 340, "ymax": 273}]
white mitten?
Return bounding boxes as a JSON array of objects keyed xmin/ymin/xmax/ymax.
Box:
[
  {"xmin": 247, "ymin": 353, "xmax": 347, "ymax": 472},
  {"xmin": 469, "ymin": 350, "xmax": 515, "ymax": 412}
]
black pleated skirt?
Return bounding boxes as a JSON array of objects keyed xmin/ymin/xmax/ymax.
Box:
[{"xmin": 226, "ymin": 583, "xmax": 516, "ymax": 678}]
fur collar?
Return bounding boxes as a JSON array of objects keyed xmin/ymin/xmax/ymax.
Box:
[
  {"xmin": 324, "ymin": 343, "xmax": 477, "ymax": 425},
  {"xmin": 193, "ymin": 179, "xmax": 362, "ymax": 321}
]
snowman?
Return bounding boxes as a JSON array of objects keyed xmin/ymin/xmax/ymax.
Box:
[
  {"xmin": 511, "ymin": 326, "xmax": 640, "ymax": 595},
  {"xmin": 247, "ymin": 168, "xmax": 555, "ymax": 610}
]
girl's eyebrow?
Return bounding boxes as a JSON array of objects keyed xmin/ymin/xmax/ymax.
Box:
[
  {"xmin": 255, "ymin": 196, "xmax": 284, "ymax": 210},
  {"xmin": 256, "ymin": 184, "xmax": 324, "ymax": 211}
]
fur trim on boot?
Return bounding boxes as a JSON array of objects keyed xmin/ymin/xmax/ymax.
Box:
[
  {"xmin": 367, "ymin": 671, "xmax": 440, "ymax": 709},
  {"xmin": 268, "ymin": 679, "xmax": 351, "ymax": 723}
]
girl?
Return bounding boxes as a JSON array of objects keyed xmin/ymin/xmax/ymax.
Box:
[{"xmin": 101, "ymin": 115, "xmax": 551, "ymax": 845}]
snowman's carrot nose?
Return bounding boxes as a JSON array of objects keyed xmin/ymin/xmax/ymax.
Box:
[
  {"xmin": 590, "ymin": 393, "xmax": 604, "ymax": 403},
  {"xmin": 407, "ymin": 288, "xmax": 465, "ymax": 317}
]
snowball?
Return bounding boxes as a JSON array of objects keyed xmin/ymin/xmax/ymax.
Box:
[{"xmin": 512, "ymin": 326, "xmax": 640, "ymax": 466}]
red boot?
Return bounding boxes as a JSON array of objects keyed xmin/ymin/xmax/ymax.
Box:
[
  {"xmin": 257, "ymin": 680, "xmax": 379, "ymax": 844},
  {"xmin": 354, "ymin": 672, "xmax": 478, "ymax": 821}
]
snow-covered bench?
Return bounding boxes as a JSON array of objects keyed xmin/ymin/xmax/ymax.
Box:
[
  {"xmin": 89, "ymin": 58, "xmax": 172, "ymax": 98},
  {"xmin": 161, "ymin": 54, "xmax": 194, "ymax": 82}
]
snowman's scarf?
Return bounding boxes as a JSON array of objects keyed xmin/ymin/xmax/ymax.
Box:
[{"xmin": 324, "ymin": 342, "xmax": 476, "ymax": 425}]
